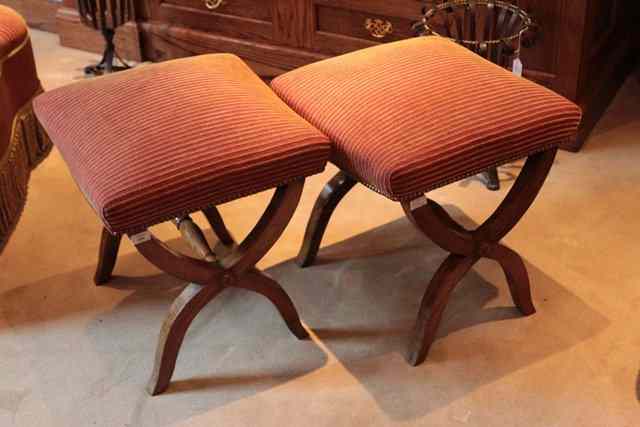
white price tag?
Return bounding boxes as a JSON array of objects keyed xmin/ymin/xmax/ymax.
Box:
[
  {"xmin": 129, "ymin": 231, "xmax": 152, "ymax": 245},
  {"xmin": 512, "ymin": 58, "xmax": 524, "ymax": 77},
  {"xmin": 410, "ymin": 196, "xmax": 428, "ymax": 211}
]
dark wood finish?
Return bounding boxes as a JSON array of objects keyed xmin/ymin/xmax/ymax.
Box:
[
  {"xmin": 236, "ymin": 268, "xmax": 308, "ymax": 339},
  {"xmin": 94, "ymin": 227, "xmax": 122, "ymax": 286},
  {"xmin": 147, "ymin": 280, "xmax": 224, "ymax": 395},
  {"xmin": 162, "ymin": 0, "xmax": 272, "ymax": 22},
  {"xmin": 128, "ymin": 179, "xmax": 307, "ymax": 395},
  {"xmin": 56, "ymin": 7, "xmax": 143, "ymax": 62},
  {"xmin": 202, "ymin": 206, "xmax": 235, "ymax": 247},
  {"xmin": 297, "ymin": 149, "xmax": 557, "ymax": 366},
  {"xmin": 402, "ymin": 149, "xmax": 556, "ymax": 365},
  {"xmin": 316, "ymin": 5, "xmax": 415, "ymax": 43},
  {"xmin": 148, "ymin": 0, "xmax": 273, "ymax": 43},
  {"xmin": 273, "ymin": 0, "xmax": 313, "ymax": 48},
  {"xmin": 406, "ymin": 253, "xmax": 479, "ymax": 365},
  {"xmin": 296, "ymin": 171, "xmax": 357, "ymax": 267},
  {"xmin": 139, "ymin": 21, "xmax": 326, "ymax": 78}
]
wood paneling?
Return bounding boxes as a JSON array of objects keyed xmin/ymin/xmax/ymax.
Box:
[
  {"xmin": 148, "ymin": 0, "xmax": 273, "ymax": 43},
  {"xmin": 273, "ymin": 0, "xmax": 314, "ymax": 48},
  {"xmin": 161, "ymin": 0, "xmax": 272, "ymax": 22},
  {"xmin": 140, "ymin": 21, "xmax": 327, "ymax": 77}
]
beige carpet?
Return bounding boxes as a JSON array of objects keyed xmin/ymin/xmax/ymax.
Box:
[{"xmin": 0, "ymin": 30, "xmax": 639, "ymax": 427}]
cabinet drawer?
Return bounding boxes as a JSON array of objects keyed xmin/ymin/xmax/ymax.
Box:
[
  {"xmin": 310, "ymin": 1, "xmax": 423, "ymax": 55},
  {"xmin": 161, "ymin": 0, "xmax": 272, "ymax": 22},
  {"xmin": 151, "ymin": 0, "xmax": 273, "ymax": 43},
  {"xmin": 317, "ymin": 6, "xmax": 416, "ymax": 42}
]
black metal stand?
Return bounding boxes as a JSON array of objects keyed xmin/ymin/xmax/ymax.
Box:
[{"xmin": 84, "ymin": 29, "xmax": 131, "ymax": 76}]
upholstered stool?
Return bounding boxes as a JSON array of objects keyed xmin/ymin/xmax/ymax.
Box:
[
  {"xmin": 271, "ymin": 37, "xmax": 582, "ymax": 366},
  {"xmin": 34, "ymin": 54, "xmax": 331, "ymax": 395},
  {"xmin": 0, "ymin": 6, "xmax": 52, "ymax": 254}
]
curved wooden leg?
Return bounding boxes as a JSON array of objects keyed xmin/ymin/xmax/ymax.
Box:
[
  {"xmin": 407, "ymin": 254, "xmax": 478, "ymax": 366},
  {"xmin": 490, "ymin": 245, "xmax": 535, "ymax": 316},
  {"xmin": 130, "ymin": 180, "xmax": 307, "ymax": 395},
  {"xmin": 94, "ymin": 227, "xmax": 121, "ymax": 286},
  {"xmin": 297, "ymin": 171, "xmax": 357, "ymax": 267},
  {"xmin": 223, "ymin": 181, "xmax": 305, "ymax": 273},
  {"xmin": 402, "ymin": 149, "xmax": 558, "ymax": 365},
  {"xmin": 147, "ymin": 282, "xmax": 224, "ymax": 396},
  {"xmin": 238, "ymin": 269, "xmax": 309, "ymax": 339},
  {"xmin": 202, "ymin": 206, "xmax": 235, "ymax": 247}
]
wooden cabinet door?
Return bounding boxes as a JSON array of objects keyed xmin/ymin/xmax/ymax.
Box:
[
  {"xmin": 307, "ymin": 0, "xmax": 424, "ymax": 55},
  {"xmin": 578, "ymin": 0, "xmax": 624, "ymax": 98},
  {"xmin": 148, "ymin": 0, "xmax": 275, "ymax": 43}
]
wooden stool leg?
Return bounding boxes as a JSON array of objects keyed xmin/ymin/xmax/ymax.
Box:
[
  {"xmin": 132, "ymin": 180, "xmax": 307, "ymax": 395},
  {"xmin": 94, "ymin": 227, "xmax": 121, "ymax": 285},
  {"xmin": 202, "ymin": 206, "xmax": 235, "ymax": 247},
  {"xmin": 238, "ymin": 269, "xmax": 309, "ymax": 339},
  {"xmin": 491, "ymin": 244, "xmax": 535, "ymax": 315},
  {"xmin": 147, "ymin": 282, "xmax": 224, "ymax": 396},
  {"xmin": 402, "ymin": 149, "xmax": 557, "ymax": 365},
  {"xmin": 407, "ymin": 254, "xmax": 478, "ymax": 366},
  {"xmin": 297, "ymin": 171, "xmax": 357, "ymax": 267}
]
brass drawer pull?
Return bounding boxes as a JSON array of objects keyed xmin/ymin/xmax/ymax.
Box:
[
  {"xmin": 204, "ymin": 0, "xmax": 223, "ymax": 10},
  {"xmin": 365, "ymin": 18, "xmax": 393, "ymax": 39}
]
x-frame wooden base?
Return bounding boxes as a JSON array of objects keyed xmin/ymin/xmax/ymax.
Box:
[
  {"xmin": 297, "ymin": 149, "xmax": 558, "ymax": 366},
  {"xmin": 94, "ymin": 179, "xmax": 309, "ymax": 395}
]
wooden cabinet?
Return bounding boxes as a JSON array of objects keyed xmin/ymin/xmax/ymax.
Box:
[
  {"xmin": 149, "ymin": 0, "xmax": 274, "ymax": 43},
  {"xmin": 308, "ymin": 1, "xmax": 422, "ymax": 55}
]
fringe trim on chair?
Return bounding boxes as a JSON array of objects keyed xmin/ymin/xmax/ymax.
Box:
[{"xmin": 0, "ymin": 90, "xmax": 52, "ymax": 254}]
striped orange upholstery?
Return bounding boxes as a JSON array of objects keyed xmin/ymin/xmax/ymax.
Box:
[
  {"xmin": 34, "ymin": 54, "xmax": 330, "ymax": 234},
  {"xmin": 1, "ymin": 6, "xmax": 51, "ymax": 254},
  {"xmin": 0, "ymin": 5, "xmax": 27, "ymax": 59},
  {"xmin": 272, "ymin": 37, "xmax": 582, "ymax": 201}
]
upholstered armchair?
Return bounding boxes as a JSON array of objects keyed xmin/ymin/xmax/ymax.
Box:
[{"xmin": 0, "ymin": 6, "xmax": 52, "ymax": 253}]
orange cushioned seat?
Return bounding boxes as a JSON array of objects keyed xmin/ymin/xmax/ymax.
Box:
[
  {"xmin": 34, "ymin": 54, "xmax": 331, "ymax": 234},
  {"xmin": 0, "ymin": 5, "xmax": 28, "ymax": 58},
  {"xmin": 1, "ymin": 6, "xmax": 51, "ymax": 254},
  {"xmin": 271, "ymin": 37, "xmax": 582, "ymax": 201}
]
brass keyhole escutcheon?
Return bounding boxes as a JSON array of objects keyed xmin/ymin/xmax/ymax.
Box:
[
  {"xmin": 204, "ymin": 0, "xmax": 223, "ymax": 10},
  {"xmin": 365, "ymin": 18, "xmax": 394, "ymax": 39}
]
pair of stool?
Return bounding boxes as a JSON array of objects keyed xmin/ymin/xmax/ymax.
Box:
[{"xmin": 34, "ymin": 37, "xmax": 581, "ymax": 395}]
